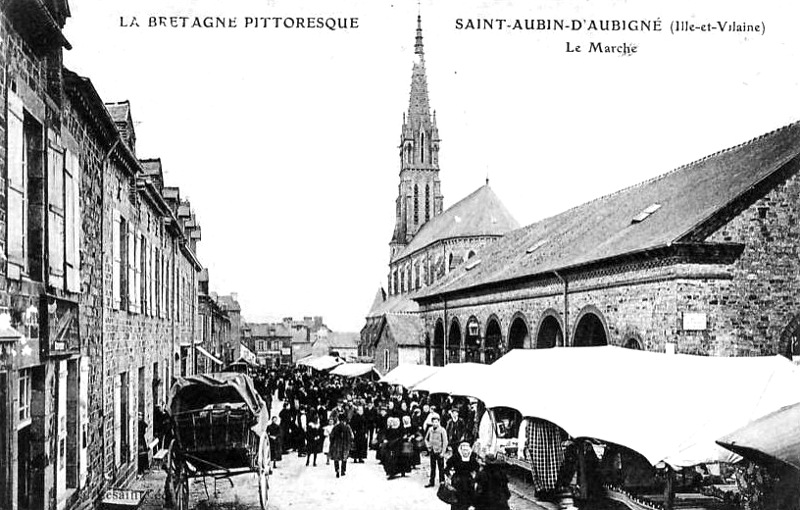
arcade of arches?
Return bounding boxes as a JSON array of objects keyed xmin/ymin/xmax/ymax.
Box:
[{"xmin": 425, "ymin": 309, "xmax": 621, "ymax": 365}]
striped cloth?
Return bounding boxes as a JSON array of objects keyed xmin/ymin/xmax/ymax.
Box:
[{"xmin": 525, "ymin": 419, "xmax": 565, "ymax": 491}]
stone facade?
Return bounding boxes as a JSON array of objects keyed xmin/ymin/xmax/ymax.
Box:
[
  {"xmin": 0, "ymin": 4, "xmax": 219, "ymax": 509},
  {"xmin": 415, "ymin": 127, "xmax": 800, "ymax": 364}
]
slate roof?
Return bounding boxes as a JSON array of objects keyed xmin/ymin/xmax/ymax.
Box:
[
  {"xmin": 392, "ymin": 184, "xmax": 519, "ymax": 263},
  {"xmin": 385, "ymin": 314, "xmax": 426, "ymax": 347},
  {"xmin": 368, "ymin": 288, "xmax": 387, "ymax": 316},
  {"xmin": 417, "ymin": 121, "xmax": 800, "ymax": 299},
  {"xmin": 291, "ymin": 328, "xmax": 310, "ymax": 344},
  {"xmin": 328, "ymin": 332, "xmax": 360, "ymax": 349},
  {"xmin": 248, "ymin": 323, "xmax": 291, "ymax": 338},
  {"xmin": 367, "ymin": 293, "xmax": 419, "ymax": 318},
  {"xmin": 105, "ymin": 101, "xmax": 131, "ymax": 123},
  {"xmin": 217, "ymin": 295, "xmax": 241, "ymax": 312}
]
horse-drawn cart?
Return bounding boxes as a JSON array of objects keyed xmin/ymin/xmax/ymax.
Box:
[{"xmin": 165, "ymin": 372, "xmax": 271, "ymax": 509}]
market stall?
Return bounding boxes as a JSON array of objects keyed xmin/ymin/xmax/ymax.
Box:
[
  {"xmin": 329, "ymin": 362, "xmax": 381, "ymax": 380},
  {"xmin": 379, "ymin": 363, "xmax": 441, "ymax": 388},
  {"xmin": 465, "ymin": 346, "xmax": 800, "ymax": 468},
  {"xmin": 295, "ymin": 354, "xmax": 344, "ymax": 371},
  {"xmin": 408, "ymin": 362, "xmax": 490, "ymax": 396}
]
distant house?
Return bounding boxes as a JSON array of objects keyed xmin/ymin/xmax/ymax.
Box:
[
  {"xmin": 373, "ymin": 314, "xmax": 427, "ymax": 374},
  {"xmin": 327, "ymin": 332, "xmax": 360, "ymax": 360}
]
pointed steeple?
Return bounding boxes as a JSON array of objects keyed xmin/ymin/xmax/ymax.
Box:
[
  {"xmin": 415, "ymin": 14, "xmax": 424, "ymax": 56},
  {"xmin": 407, "ymin": 14, "xmax": 431, "ymax": 125},
  {"xmin": 391, "ymin": 12, "xmax": 444, "ymax": 257}
]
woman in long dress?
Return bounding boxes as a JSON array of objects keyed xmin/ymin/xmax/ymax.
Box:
[{"xmin": 445, "ymin": 440, "xmax": 480, "ymax": 510}]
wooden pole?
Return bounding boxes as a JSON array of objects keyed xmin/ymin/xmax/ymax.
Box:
[{"xmin": 664, "ymin": 465, "xmax": 675, "ymax": 510}]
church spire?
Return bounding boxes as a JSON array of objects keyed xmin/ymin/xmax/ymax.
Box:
[
  {"xmin": 415, "ymin": 14, "xmax": 424, "ymax": 56},
  {"xmin": 391, "ymin": 12, "xmax": 444, "ymax": 254},
  {"xmin": 407, "ymin": 14, "xmax": 431, "ymax": 124}
]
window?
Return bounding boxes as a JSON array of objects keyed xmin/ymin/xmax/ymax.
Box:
[
  {"xmin": 631, "ymin": 203, "xmax": 662, "ymax": 224},
  {"xmin": 131, "ymin": 230, "xmax": 141, "ymax": 313},
  {"xmin": 140, "ymin": 235, "xmax": 147, "ymax": 314},
  {"xmin": 18, "ymin": 368, "xmax": 32, "ymax": 427},
  {"xmin": 425, "ymin": 184, "xmax": 430, "ymax": 222},
  {"xmin": 413, "ymin": 184, "xmax": 419, "ymax": 224},
  {"xmin": 421, "ymin": 132, "xmax": 425, "ymax": 163},
  {"xmin": 112, "ymin": 212, "xmax": 126, "ymax": 310},
  {"xmin": 383, "ymin": 349, "xmax": 389, "ymax": 372}
]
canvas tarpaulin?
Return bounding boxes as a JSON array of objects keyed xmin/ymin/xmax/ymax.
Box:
[
  {"xmin": 459, "ymin": 346, "xmax": 800, "ymax": 468},
  {"xmin": 329, "ymin": 362, "xmax": 379, "ymax": 378},
  {"xmin": 717, "ymin": 401, "xmax": 800, "ymax": 471},
  {"xmin": 167, "ymin": 372, "xmax": 269, "ymax": 436},
  {"xmin": 410, "ymin": 362, "xmax": 491, "ymax": 395},
  {"xmin": 380, "ymin": 363, "xmax": 441, "ymax": 388},
  {"xmin": 296, "ymin": 355, "xmax": 344, "ymax": 371}
]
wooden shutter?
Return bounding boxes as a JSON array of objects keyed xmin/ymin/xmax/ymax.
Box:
[
  {"xmin": 65, "ymin": 150, "xmax": 81, "ymax": 292},
  {"xmin": 127, "ymin": 224, "xmax": 135, "ymax": 311},
  {"xmin": 7, "ymin": 92, "xmax": 26, "ymax": 275},
  {"xmin": 112, "ymin": 210, "xmax": 121, "ymax": 309},
  {"xmin": 47, "ymin": 135, "xmax": 65, "ymax": 288}
]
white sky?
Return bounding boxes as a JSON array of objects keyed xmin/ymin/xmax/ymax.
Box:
[{"xmin": 62, "ymin": 0, "xmax": 800, "ymax": 332}]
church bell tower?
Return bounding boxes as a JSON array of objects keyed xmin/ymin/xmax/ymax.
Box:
[{"xmin": 390, "ymin": 14, "xmax": 443, "ymax": 260}]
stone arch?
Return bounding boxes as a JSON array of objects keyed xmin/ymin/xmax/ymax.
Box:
[
  {"xmin": 622, "ymin": 331, "xmax": 644, "ymax": 350},
  {"xmin": 432, "ymin": 319, "xmax": 445, "ymax": 366},
  {"xmin": 535, "ymin": 309, "xmax": 564, "ymax": 349},
  {"xmin": 572, "ymin": 305, "xmax": 610, "ymax": 347},
  {"xmin": 507, "ymin": 312, "xmax": 530, "ymax": 351},
  {"xmin": 465, "ymin": 316, "xmax": 482, "ymax": 362},
  {"xmin": 448, "ymin": 317, "xmax": 462, "ymax": 363},
  {"xmin": 779, "ymin": 314, "xmax": 800, "ymax": 358},
  {"xmin": 484, "ymin": 315, "xmax": 502, "ymax": 364},
  {"xmin": 623, "ymin": 337, "xmax": 643, "ymax": 350}
]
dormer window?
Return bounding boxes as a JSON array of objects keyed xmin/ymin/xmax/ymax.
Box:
[{"xmin": 631, "ymin": 203, "xmax": 662, "ymax": 224}]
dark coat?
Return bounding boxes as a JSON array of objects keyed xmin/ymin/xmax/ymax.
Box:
[
  {"xmin": 266, "ymin": 423, "xmax": 283, "ymax": 461},
  {"xmin": 328, "ymin": 422, "xmax": 354, "ymax": 461},
  {"xmin": 475, "ymin": 463, "xmax": 511, "ymax": 510},
  {"xmin": 305, "ymin": 423, "xmax": 324, "ymax": 454},
  {"xmin": 350, "ymin": 413, "xmax": 369, "ymax": 459}
]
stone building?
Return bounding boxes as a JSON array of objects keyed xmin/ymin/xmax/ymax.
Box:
[
  {"xmin": 414, "ymin": 121, "xmax": 800, "ymax": 363},
  {"xmin": 216, "ymin": 293, "xmax": 242, "ymax": 364},
  {"xmin": 0, "ymin": 4, "xmax": 208, "ymax": 508},
  {"xmin": 247, "ymin": 323, "xmax": 290, "ymax": 368},
  {"xmin": 359, "ymin": 15, "xmax": 518, "ymax": 369},
  {"xmin": 198, "ymin": 271, "xmax": 230, "ymax": 372}
]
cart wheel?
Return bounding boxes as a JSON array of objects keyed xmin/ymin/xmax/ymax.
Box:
[
  {"xmin": 174, "ymin": 468, "xmax": 189, "ymax": 510},
  {"xmin": 167, "ymin": 441, "xmax": 190, "ymax": 510},
  {"xmin": 258, "ymin": 437, "xmax": 270, "ymax": 509}
]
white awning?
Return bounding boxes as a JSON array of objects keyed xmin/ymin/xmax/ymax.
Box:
[
  {"xmin": 196, "ymin": 345, "xmax": 223, "ymax": 365},
  {"xmin": 458, "ymin": 346, "xmax": 800, "ymax": 468},
  {"xmin": 380, "ymin": 364, "xmax": 441, "ymax": 388},
  {"xmin": 410, "ymin": 362, "xmax": 491, "ymax": 396},
  {"xmin": 296, "ymin": 355, "xmax": 344, "ymax": 371},
  {"xmin": 330, "ymin": 363, "xmax": 379, "ymax": 378}
]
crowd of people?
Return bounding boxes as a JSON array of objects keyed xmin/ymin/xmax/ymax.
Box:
[{"xmin": 253, "ymin": 365, "xmax": 512, "ymax": 510}]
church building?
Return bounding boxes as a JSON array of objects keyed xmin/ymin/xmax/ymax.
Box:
[{"xmin": 359, "ymin": 15, "xmax": 519, "ymax": 372}]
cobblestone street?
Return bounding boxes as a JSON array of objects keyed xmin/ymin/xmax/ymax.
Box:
[
  {"xmin": 131, "ymin": 448, "xmax": 549, "ymax": 510},
  {"xmin": 130, "ymin": 399, "xmax": 549, "ymax": 510}
]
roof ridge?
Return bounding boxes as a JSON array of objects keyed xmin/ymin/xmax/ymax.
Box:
[{"xmin": 545, "ymin": 119, "xmax": 800, "ymax": 221}]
